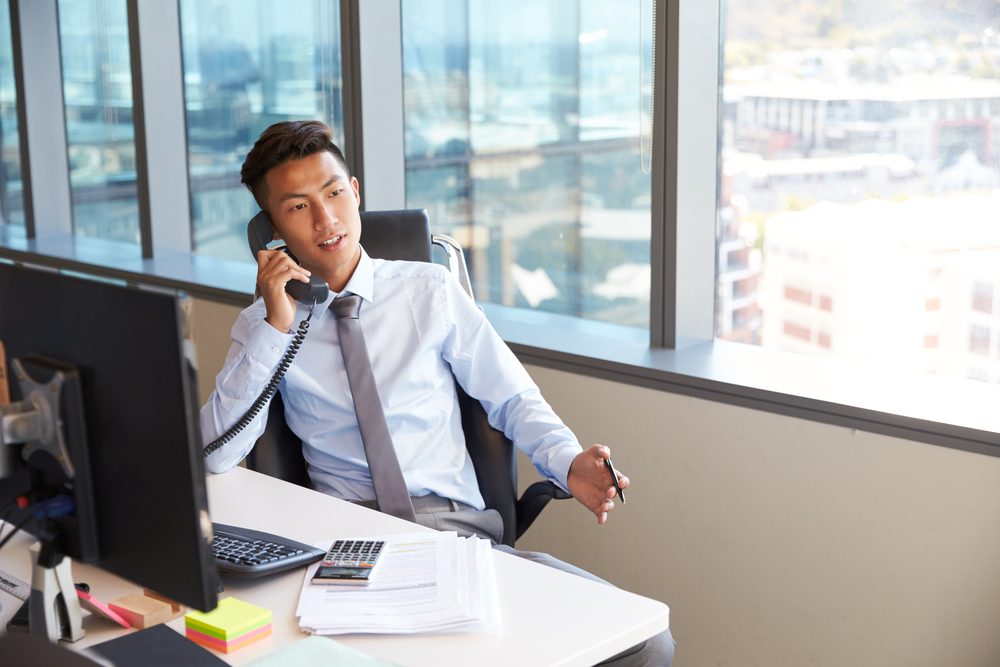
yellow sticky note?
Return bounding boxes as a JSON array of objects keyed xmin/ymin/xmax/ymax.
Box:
[{"xmin": 185, "ymin": 597, "xmax": 271, "ymax": 641}]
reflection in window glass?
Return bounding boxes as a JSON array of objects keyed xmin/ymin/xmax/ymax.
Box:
[
  {"xmin": 58, "ymin": 0, "xmax": 139, "ymax": 244},
  {"xmin": 402, "ymin": 0, "xmax": 652, "ymax": 328},
  {"xmin": 0, "ymin": 0, "xmax": 22, "ymax": 228},
  {"xmin": 721, "ymin": 2, "xmax": 1000, "ymax": 385},
  {"xmin": 180, "ymin": 0, "xmax": 344, "ymax": 262}
]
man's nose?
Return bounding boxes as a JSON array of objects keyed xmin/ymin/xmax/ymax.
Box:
[{"xmin": 313, "ymin": 201, "xmax": 335, "ymax": 228}]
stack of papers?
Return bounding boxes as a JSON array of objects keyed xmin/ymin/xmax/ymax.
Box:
[{"xmin": 296, "ymin": 532, "xmax": 500, "ymax": 635}]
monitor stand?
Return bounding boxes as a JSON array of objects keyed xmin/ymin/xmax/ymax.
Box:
[{"xmin": 0, "ymin": 357, "xmax": 90, "ymax": 643}]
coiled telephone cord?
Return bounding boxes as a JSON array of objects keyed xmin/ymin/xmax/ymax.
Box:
[{"xmin": 202, "ymin": 299, "xmax": 319, "ymax": 458}]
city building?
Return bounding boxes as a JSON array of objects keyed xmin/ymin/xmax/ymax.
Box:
[
  {"xmin": 759, "ymin": 193, "xmax": 1000, "ymax": 382},
  {"xmin": 724, "ymin": 78, "xmax": 1000, "ymax": 167}
]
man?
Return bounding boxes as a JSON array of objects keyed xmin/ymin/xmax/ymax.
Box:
[{"xmin": 202, "ymin": 121, "xmax": 673, "ymax": 665}]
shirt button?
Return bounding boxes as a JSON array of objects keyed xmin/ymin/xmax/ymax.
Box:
[{"xmin": 271, "ymin": 346, "xmax": 280, "ymax": 354}]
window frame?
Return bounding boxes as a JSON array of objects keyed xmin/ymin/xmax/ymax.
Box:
[{"xmin": 0, "ymin": 0, "xmax": 997, "ymax": 459}]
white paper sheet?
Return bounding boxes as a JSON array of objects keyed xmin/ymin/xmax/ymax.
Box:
[{"xmin": 296, "ymin": 531, "xmax": 499, "ymax": 636}]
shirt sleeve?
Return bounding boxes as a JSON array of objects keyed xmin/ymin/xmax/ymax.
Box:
[
  {"xmin": 439, "ymin": 276, "xmax": 582, "ymax": 492},
  {"xmin": 200, "ymin": 302, "xmax": 297, "ymax": 474}
]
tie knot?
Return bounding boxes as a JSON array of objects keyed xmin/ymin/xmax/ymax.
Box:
[{"xmin": 330, "ymin": 293, "xmax": 362, "ymax": 320}]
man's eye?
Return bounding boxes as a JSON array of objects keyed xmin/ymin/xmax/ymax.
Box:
[
  {"xmin": 291, "ymin": 203, "xmax": 306, "ymax": 211},
  {"xmin": 330, "ymin": 189, "xmax": 342, "ymax": 197}
]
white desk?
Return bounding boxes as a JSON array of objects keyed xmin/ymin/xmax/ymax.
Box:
[{"xmin": 0, "ymin": 467, "xmax": 669, "ymax": 666}]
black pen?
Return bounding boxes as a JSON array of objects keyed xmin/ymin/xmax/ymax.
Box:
[{"xmin": 604, "ymin": 458, "xmax": 625, "ymax": 504}]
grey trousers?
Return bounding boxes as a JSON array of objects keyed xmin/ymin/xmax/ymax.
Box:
[{"xmin": 359, "ymin": 494, "xmax": 675, "ymax": 667}]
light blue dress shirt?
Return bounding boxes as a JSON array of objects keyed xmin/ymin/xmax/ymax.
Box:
[{"xmin": 201, "ymin": 248, "xmax": 582, "ymax": 510}]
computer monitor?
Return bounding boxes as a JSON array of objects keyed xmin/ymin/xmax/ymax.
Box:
[{"xmin": 0, "ymin": 263, "xmax": 218, "ymax": 612}]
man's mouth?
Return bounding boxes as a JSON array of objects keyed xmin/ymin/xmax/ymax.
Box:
[{"xmin": 319, "ymin": 235, "xmax": 343, "ymax": 246}]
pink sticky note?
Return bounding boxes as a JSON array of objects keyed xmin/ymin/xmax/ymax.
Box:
[{"xmin": 77, "ymin": 590, "xmax": 131, "ymax": 629}]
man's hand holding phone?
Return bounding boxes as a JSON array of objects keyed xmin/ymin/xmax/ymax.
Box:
[{"xmin": 257, "ymin": 248, "xmax": 313, "ymax": 333}]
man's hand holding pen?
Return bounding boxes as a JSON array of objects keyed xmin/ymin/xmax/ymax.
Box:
[{"xmin": 567, "ymin": 445, "xmax": 630, "ymax": 525}]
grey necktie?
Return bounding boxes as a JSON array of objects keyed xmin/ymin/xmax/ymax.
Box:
[{"xmin": 330, "ymin": 294, "xmax": 417, "ymax": 522}]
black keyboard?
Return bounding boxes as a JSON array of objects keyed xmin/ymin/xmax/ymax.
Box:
[{"xmin": 212, "ymin": 523, "xmax": 326, "ymax": 578}]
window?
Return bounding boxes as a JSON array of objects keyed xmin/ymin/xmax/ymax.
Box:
[
  {"xmin": 972, "ymin": 281, "xmax": 994, "ymax": 314},
  {"xmin": 783, "ymin": 285, "xmax": 811, "ymax": 305},
  {"xmin": 732, "ymin": 277, "xmax": 754, "ymax": 300},
  {"xmin": 400, "ymin": 0, "xmax": 652, "ymax": 328},
  {"xmin": 726, "ymin": 247, "xmax": 749, "ymax": 272},
  {"xmin": 970, "ymin": 325, "xmax": 991, "ymax": 356},
  {"xmin": 782, "ymin": 320, "xmax": 810, "ymax": 342},
  {"xmin": 58, "ymin": 0, "xmax": 139, "ymax": 244},
  {"xmin": 179, "ymin": 0, "xmax": 344, "ymax": 262},
  {"xmin": 722, "ymin": 1, "xmax": 1000, "ymax": 382}
]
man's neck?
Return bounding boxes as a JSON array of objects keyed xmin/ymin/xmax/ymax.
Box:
[{"xmin": 318, "ymin": 246, "xmax": 362, "ymax": 294}]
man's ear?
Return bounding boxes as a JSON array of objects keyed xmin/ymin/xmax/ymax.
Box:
[
  {"xmin": 269, "ymin": 213, "xmax": 283, "ymax": 241},
  {"xmin": 350, "ymin": 176, "xmax": 361, "ymax": 205}
]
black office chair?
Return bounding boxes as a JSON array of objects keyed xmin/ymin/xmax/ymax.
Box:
[{"xmin": 245, "ymin": 209, "xmax": 571, "ymax": 547}]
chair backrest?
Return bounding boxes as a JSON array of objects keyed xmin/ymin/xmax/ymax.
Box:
[
  {"xmin": 245, "ymin": 209, "xmax": 519, "ymax": 546},
  {"xmin": 359, "ymin": 209, "xmax": 434, "ymax": 263}
]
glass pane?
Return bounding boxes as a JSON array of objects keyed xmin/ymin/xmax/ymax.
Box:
[
  {"xmin": 400, "ymin": 0, "xmax": 469, "ymax": 160},
  {"xmin": 402, "ymin": 0, "xmax": 652, "ymax": 329},
  {"xmin": 181, "ymin": 0, "xmax": 344, "ymax": 263},
  {"xmin": 581, "ymin": 149, "xmax": 651, "ymax": 326},
  {"xmin": 58, "ymin": 0, "xmax": 139, "ymax": 244},
  {"xmin": 720, "ymin": 2, "xmax": 1000, "ymax": 383},
  {"xmin": 469, "ymin": 154, "xmax": 577, "ymax": 310},
  {"xmin": 467, "ymin": 1, "xmax": 578, "ymax": 152},
  {"xmin": 0, "ymin": 0, "xmax": 22, "ymax": 228},
  {"xmin": 405, "ymin": 165, "xmax": 470, "ymax": 233},
  {"xmin": 579, "ymin": 1, "xmax": 645, "ymax": 142}
]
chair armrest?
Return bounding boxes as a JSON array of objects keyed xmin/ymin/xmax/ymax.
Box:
[{"xmin": 515, "ymin": 481, "xmax": 573, "ymax": 542}]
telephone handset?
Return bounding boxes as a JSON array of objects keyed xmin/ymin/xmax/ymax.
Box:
[
  {"xmin": 202, "ymin": 212, "xmax": 329, "ymax": 458},
  {"xmin": 247, "ymin": 210, "xmax": 330, "ymax": 304}
]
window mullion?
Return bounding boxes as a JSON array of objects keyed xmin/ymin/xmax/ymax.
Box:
[
  {"xmin": 340, "ymin": 0, "xmax": 365, "ymax": 210},
  {"xmin": 652, "ymin": 0, "xmax": 719, "ymax": 349},
  {"xmin": 650, "ymin": 0, "xmax": 679, "ymax": 348},
  {"xmin": 128, "ymin": 0, "xmax": 191, "ymax": 256},
  {"xmin": 10, "ymin": 0, "xmax": 72, "ymax": 238},
  {"xmin": 674, "ymin": 0, "xmax": 719, "ymax": 343},
  {"xmin": 357, "ymin": 0, "xmax": 406, "ymax": 211}
]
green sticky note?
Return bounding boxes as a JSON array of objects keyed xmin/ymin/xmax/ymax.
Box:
[
  {"xmin": 245, "ymin": 636, "xmax": 402, "ymax": 667},
  {"xmin": 184, "ymin": 597, "xmax": 271, "ymax": 641}
]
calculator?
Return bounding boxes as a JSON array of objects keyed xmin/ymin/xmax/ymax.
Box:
[{"xmin": 311, "ymin": 539, "xmax": 386, "ymax": 585}]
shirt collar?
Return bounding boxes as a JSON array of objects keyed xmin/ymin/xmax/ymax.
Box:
[{"xmin": 335, "ymin": 246, "xmax": 374, "ymax": 303}]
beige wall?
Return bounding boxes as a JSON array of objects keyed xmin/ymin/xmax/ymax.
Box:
[
  {"xmin": 191, "ymin": 298, "xmax": 245, "ymax": 406},
  {"xmin": 516, "ymin": 365, "xmax": 1000, "ymax": 667},
  {"xmin": 191, "ymin": 298, "xmax": 1000, "ymax": 666}
]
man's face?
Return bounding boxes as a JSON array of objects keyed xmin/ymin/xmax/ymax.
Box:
[{"xmin": 264, "ymin": 151, "xmax": 362, "ymax": 292}]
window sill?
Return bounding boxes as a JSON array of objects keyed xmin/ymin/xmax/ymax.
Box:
[
  {"xmin": 0, "ymin": 226, "xmax": 255, "ymax": 307},
  {"xmin": 3, "ymin": 227, "xmax": 997, "ymax": 459},
  {"xmin": 481, "ymin": 303, "xmax": 1000, "ymax": 458}
]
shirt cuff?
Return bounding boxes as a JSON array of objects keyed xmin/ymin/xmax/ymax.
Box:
[
  {"xmin": 544, "ymin": 445, "xmax": 582, "ymax": 494},
  {"xmin": 243, "ymin": 319, "xmax": 296, "ymax": 369}
]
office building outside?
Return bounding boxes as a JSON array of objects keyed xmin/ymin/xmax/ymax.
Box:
[
  {"xmin": 721, "ymin": 5, "xmax": 1000, "ymax": 390},
  {"xmin": 758, "ymin": 194, "xmax": 1000, "ymax": 382}
]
